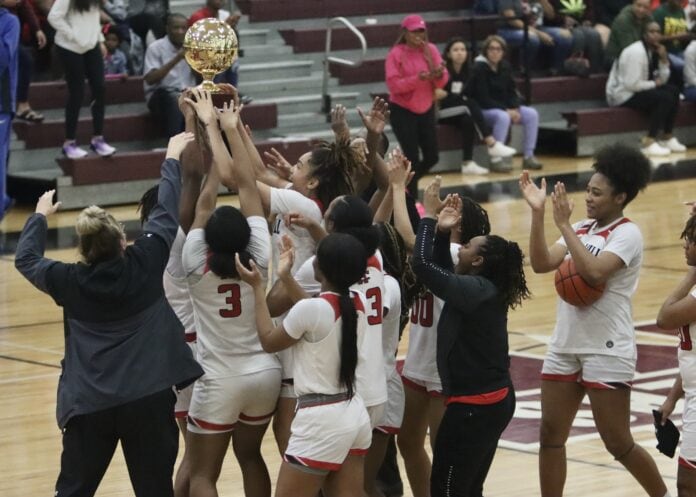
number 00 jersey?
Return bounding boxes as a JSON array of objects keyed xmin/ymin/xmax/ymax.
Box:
[{"xmin": 182, "ymin": 216, "xmax": 280, "ymax": 379}]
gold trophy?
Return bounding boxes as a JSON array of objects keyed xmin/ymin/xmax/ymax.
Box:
[{"xmin": 183, "ymin": 18, "xmax": 238, "ymax": 93}]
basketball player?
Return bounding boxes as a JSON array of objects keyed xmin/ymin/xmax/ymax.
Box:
[
  {"xmin": 181, "ymin": 90, "xmax": 280, "ymax": 497},
  {"xmin": 236, "ymin": 232, "xmax": 372, "ymax": 497},
  {"xmin": 519, "ymin": 143, "xmax": 670, "ymax": 497},
  {"xmin": 657, "ymin": 214, "xmax": 696, "ymax": 497}
]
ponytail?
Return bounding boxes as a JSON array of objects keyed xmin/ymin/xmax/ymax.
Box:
[
  {"xmin": 337, "ymin": 291, "xmax": 358, "ymax": 398},
  {"xmin": 317, "ymin": 233, "xmax": 368, "ymax": 398}
]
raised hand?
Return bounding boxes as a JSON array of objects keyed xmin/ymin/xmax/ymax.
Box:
[
  {"xmin": 264, "ymin": 147, "xmax": 293, "ymax": 180},
  {"xmin": 551, "ymin": 181, "xmax": 574, "ymax": 228},
  {"xmin": 218, "ymin": 100, "xmax": 242, "ymax": 132},
  {"xmin": 423, "ymin": 176, "xmax": 443, "ymax": 217},
  {"xmin": 185, "ymin": 88, "xmax": 217, "ymax": 126},
  {"xmin": 166, "ymin": 131, "xmax": 196, "ymax": 160},
  {"xmin": 235, "ymin": 253, "xmax": 263, "ymax": 288},
  {"xmin": 386, "ymin": 148, "xmax": 412, "ymax": 186},
  {"xmin": 331, "ymin": 104, "xmax": 351, "ymax": 142},
  {"xmin": 284, "ymin": 212, "xmax": 319, "ymax": 231},
  {"xmin": 437, "ymin": 203, "xmax": 461, "ymax": 234},
  {"xmin": 215, "ymin": 83, "xmax": 241, "ymax": 109},
  {"xmin": 35, "ymin": 189, "xmax": 61, "ymax": 216},
  {"xmin": 178, "ymin": 88, "xmax": 194, "ymax": 119},
  {"xmin": 519, "ymin": 170, "xmax": 547, "ymax": 212},
  {"xmin": 357, "ymin": 97, "xmax": 389, "ymax": 136},
  {"xmin": 277, "ymin": 235, "xmax": 295, "ymax": 279}
]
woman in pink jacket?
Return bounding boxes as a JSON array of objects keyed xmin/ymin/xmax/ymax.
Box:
[{"xmin": 386, "ymin": 15, "xmax": 448, "ymax": 197}]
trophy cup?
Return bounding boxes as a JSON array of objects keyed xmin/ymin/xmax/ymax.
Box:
[{"xmin": 183, "ymin": 18, "xmax": 238, "ymax": 94}]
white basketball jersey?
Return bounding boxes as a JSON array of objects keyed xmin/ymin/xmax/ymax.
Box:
[
  {"xmin": 283, "ymin": 292, "xmax": 367, "ymax": 397},
  {"xmin": 164, "ymin": 228, "xmax": 196, "ymax": 333},
  {"xmin": 679, "ymin": 286, "xmax": 696, "ymax": 397},
  {"xmin": 382, "ymin": 274, "xmax": 402, "ymax": 377},
  {"xmin": 295, "ymin": 250, "xmax": 388, "ymax": 406},
  {"xmin": 182, "ymin": 216, "xmax": 280, "ymax": 378}
]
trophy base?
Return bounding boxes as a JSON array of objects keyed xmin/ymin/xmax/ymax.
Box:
[{"xmin": 198, "ymin": 80, "xmax": 221, "ymax": 93}]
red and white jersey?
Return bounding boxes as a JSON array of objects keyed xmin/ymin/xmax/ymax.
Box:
[
  {"xmin": 295, "ymin": 250, "xmax": 388, "ymax": 406},
  {"xmin": 678, "ymin": 286, "xmax": 696, "ymax": 397},
  {"xmin": 551, "ymin": 217, "xmax": 642, "ymax": 358},
  {"xmin": 403, "ymin": 243, "xmax": 460, "ymax": 384},
  {"xmin": 283, "ymin": 291, "xmax": 368, "ymax": 397},
  {"xmin": 269, "ymin": 186, "xmax": 323, "ymax": 284},
  {"xmin": 182, "ymin": 216, "xmax": 279, "ymax": 378},
  {"xmin": 164, "ymin": 228, "xmax": 195, "ymax": 334},
  {"xmin": 382, "ymin": 274, "xmax": 401, "ymax": 378}
]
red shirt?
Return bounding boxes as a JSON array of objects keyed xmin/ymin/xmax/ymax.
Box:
[{"xmin": 188, "ymin": 7, "xmax": 216, "ymax": 26}]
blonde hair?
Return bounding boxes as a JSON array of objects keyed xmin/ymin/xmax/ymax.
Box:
[{"xmin": 76, "ymin": 206, "xmax": 125, "ymax": 264}]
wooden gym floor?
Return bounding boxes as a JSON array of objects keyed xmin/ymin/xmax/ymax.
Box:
[{"xmin": 1, "ymin": 152, "xmax": 696, "ymax": 496}]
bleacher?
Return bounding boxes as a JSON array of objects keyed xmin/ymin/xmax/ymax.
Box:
[{"xmin": 7, "ymin": 0, "xmax": 696, "ymax": 209}]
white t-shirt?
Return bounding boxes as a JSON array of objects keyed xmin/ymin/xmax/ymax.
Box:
[
  {"xmin": 550, "ymin": 218, "xmax": 642, "ymax": 358},
  {"xmin": 163, "ymin": 228, "xmax": 196, "ymax": 333},
  {"xmin": 182, "ymin": 216, "xmax": 279, "ymax": 378},
  {"xmin": 678, "ymin": 286, "xmax": 696, "ymax": 397},
  {"xmin": 269, "ymin": 187, "xmax": 323, "ymax": 284},
  {"xmin": 283, "ymin": 292, "xmax": 368, "ymax": 397},
  {"xmin": 402, "ymin": 243, "xmax": 460, "ymax": 384},
  {"xmin": 295, "ymin": 250, "xmax": 388, "ymax": 407}
]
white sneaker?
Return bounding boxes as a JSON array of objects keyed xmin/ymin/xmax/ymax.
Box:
[
  {"xmin": 460, "ymin": 161, "xmax": 489, "ymax": 175},
  {"xmin": 488, "ymin": 141, "xmax": 516, "ymax": 157},
  {"xmin": 641, "ymin": 141, "xmax": 671, "ymax": 157},
  {"xmin": 659, "ymin": 137, "xmax": 687, "ymax": 153}
]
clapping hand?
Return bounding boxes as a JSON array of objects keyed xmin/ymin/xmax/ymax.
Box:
[
  {"xmin": 551, "ymin": 181, "xmax": 574, "ymax": 228},
  {"xmin": 386, "ymin": 148, "xmax": 413, "ymax": 187},
  {"xmin": 519, "ymin": 170, "xmax": 547, "ymax": 212},
  {"xmin": 437, "ymin": 196, "xmax": 462, "ymax": 234},
  {"xmin": 331, "ymin": 104, "xmax": 351, "ymax": 143},
  {"xmin": 276, "ymin": 235, "xmax": 295, "ymax": 280},
  {"xmin": 423, "ymin": 176, "xmax": 444, "ymax": 218}
]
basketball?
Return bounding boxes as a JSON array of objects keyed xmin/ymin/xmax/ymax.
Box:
[{"xmin": 554, "ymin": 258, "xmax": 606, "ymax": 307}]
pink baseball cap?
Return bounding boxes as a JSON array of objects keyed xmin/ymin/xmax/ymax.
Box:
[{"xmin": 401, "ymin": 14, "xmax": 426, "ymax": 31}]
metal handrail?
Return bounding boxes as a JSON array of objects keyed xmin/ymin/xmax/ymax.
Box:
[{"xmin": 321, "ymin": 17, "xmax": 367, "ymax": 114}]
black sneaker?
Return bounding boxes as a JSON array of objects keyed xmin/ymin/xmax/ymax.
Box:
[{"xmin": 523, "ymin": 156, "xmax": 543, "ymax": 170}]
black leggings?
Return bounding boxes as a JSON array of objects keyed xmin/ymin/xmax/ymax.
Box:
[
  {"xmin": 17, "ymin": 44, "xmax": 33, "ymax": 103},
  {"xmin": 57, "ymin": 44, "xmax": 105, "ymax": 140},
  {"xmin": 621, "ymin": 84, "xmax": 680, "ymax": 138},
  {"xmin": 431, "ymin": 389, "xmax": 515, "ymax": 497},
  {"xmin": 439, "ymin": 98, "xmax": 491, "ymax": 161},
  {"xmin": 389, "ymin": 102, "xmax": 439, "ymax": 197}
]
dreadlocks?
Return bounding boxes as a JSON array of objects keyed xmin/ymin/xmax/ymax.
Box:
[
  {"xmin": 459, "ymin": 195, "xmax": 491, "ymax": 243},
  {"xmin": 477, "ymin": 235, "xmax": 530, "ymax": 310}
]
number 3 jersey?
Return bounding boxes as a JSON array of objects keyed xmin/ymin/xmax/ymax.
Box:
[{"xmin": 182, "ymin": 216, "xmax": 280, "ymax": 379}]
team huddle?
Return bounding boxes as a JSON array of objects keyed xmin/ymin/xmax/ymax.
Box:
[{"xmin": 12, "ymin": 85, "xmax": 696, "ymax": 497}]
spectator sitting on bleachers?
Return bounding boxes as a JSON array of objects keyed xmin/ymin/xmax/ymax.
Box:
[
  {"xmin": 653, "ymin": 0, "xmax": 694, "ymax": 84},
  {"xmin": 143, "ymin": 13, "xmax": 195, "ymax": 138},
  {"xmin": 467, "ymin": 35, "xmax": 543, "ymax": 171},
  {"xmin": 542, "ymin": 0, "xmax": 605, "ymax": 73},
  {"xmin": 594, "ymin": 0, "xmax": 632, "ymax": 39},
  {"xmin": 497, "ymin": 0, "xmax": 573, "ymax": 75},
  {"xmin": 684, "ymin": 36, "xmax": 696, "ymax": 100},
  {"xmin": 436, "ymin": 37, "xmax": 515, "ymax": 175},
  {"xmin": 605, "ymin": 0, "xmax": 653, "ymax": 68},
  {"xmin": 103, "ymin": 25, "xmax": 128, "ymax": 79},
  {"xmin": 606, "ymin": 21, "xmax": 686, "ymax": 156},
  {"xmin": 687, "ymin": 0, "xmax": 696, "ymax": 30}
]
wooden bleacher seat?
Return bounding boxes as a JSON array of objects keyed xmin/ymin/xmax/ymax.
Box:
[
  {"xmin": 281, "ymin": 16, "xmax": 499, "ymax": 54},
  {"xmin": 237, "ymin": 0, "xmax": 470, "ymax": 22},
  {"xmin": 13, "ymin": 104, "xmax": 279, "ymax": 150}
]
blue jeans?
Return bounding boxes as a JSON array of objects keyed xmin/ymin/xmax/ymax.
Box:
[
  {"xmin": 498, "ymin": 26, "xmax": 573, "ymax": 71},
  {"xmin": 683, "ymin": 86, "xmax": 696, "ymax": 102}
]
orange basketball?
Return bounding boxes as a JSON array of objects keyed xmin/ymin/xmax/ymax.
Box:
[{"xmin": 554, "ymin": 258, "xmax": 606, "ymax": 307}]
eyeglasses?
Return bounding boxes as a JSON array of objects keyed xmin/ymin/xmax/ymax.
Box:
[{"xmin": 488, "ymin": 46, "xmax": 503, "ymax": 52}]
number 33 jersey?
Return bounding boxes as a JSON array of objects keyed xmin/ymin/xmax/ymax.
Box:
[{"xmin": 183, "ymin": 216, "xmax": 280, "ymax": 379}]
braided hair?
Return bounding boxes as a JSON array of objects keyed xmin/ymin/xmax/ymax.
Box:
[
  {"xmin": 308, "ymin": 140, "xmax": 361, "ymax": 210},
  {"xmin": 459, "ymin": 196, "xmax": 491, "ymax": 243},
  {"xmin": 316, "ymin": 233, "xmax": 369, "ymax": 398},
  {"xmin": 476, "ymin": 235, "xmax": 530, "ymax": 310},
  {"xmin": 377, "ymin": 222, "xmax": 424, "ymax": 330},
  {"xmin": 137, "ymin": 184, "xmax": 159, "ymax": 227}
]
